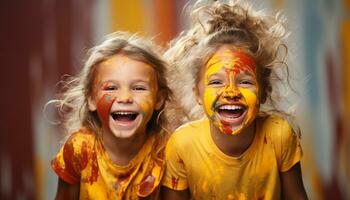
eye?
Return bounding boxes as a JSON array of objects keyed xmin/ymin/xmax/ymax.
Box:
[
  {"xmin": 241, "ymin": 80, "xmax": 253, "ymax": 85},
  {"xmin": 239, "ymin": 80, "xmax": 255, "ymax": 87},
  {"xmin": 133, "ymin": 85, "xmax": 147, "ymax": 91},
  {"xmin": 103, "ymin": 85, "xmax": 118, "ymax": 91},
  {"xmin": 208, "ymin": 79, "xmax": 223, "ymax": 85}
]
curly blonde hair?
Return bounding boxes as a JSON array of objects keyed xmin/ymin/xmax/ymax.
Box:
[
  {"xmin": 165, "ymin": 0, "xmax": 292, "ymax": 127},
  {"xmin": 52, "ymin": 32, "xmax": 172, "ymax": 135}
]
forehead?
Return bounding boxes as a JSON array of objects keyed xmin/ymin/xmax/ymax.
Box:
[
  {"xmin": 96, "ymin": 54, "xmax": 156, "ymax": 81},
  {"xmin": 205, "ymin": 45, "xmax": 256, "ymax": 75}
]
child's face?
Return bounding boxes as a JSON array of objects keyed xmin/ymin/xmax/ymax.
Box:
[
  {"xmin": 88, "ymin": 54, "xmax": 164, "ymax": 139},
  {"xmin": 196, "ymin": 45, "xmax": 259, "ymax": 135}
]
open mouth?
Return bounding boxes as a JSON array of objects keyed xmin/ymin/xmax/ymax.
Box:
[
  {"xmin": 216, "ymin": 104, "xmax": 247, "ymax": 123},
  {"xmin": 111, "ymin": 111, "xmax": 139, "ymax": 122}
]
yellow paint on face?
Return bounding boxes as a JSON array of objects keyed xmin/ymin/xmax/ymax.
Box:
[{"xmin": 200, "ymin": 47, "xmax": 259, "ymax": 135}]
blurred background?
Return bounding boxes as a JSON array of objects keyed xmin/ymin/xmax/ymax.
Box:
[{"xmin": 0, "ymin": 0, "xmax": 349, "ymax": 199}]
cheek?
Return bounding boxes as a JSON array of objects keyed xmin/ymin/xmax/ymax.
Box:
[
  {"xmin": 203, "ymin": 87, "xmax": 220, "ymax": 117},
  {"xmin": 96, "ymin": 94, "xmax": 116, "ymax": 127},
  {"xmin": 240, "ymin": 88, "xmax": 259, "ymax": 111},
  {"xmin": 138, "ymin": 96, "xmax": 155, "ymax": 118}
]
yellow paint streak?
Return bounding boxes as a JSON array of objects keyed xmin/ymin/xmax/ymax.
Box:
[
  {"xmin": 203, "ymin": 87, "xmax": 217, "ymax": 118},
  {"xmin": 240, "ymin": 88, "xmax": 259, "ymax": 122},
  {"xmin": 109, "ymin": 0, "xmax": 145, "ymax": 33}
]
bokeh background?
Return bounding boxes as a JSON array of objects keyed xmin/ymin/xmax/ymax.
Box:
[{"xmin": 0, "ymin": 0, "xmax": 349, "ymax": 199}]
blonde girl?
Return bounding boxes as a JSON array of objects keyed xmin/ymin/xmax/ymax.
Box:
[
  {"xmin": 51, "ymin": 32, "xmax": 172, "ymax": 199},
  {"xmin": 162, "ymin": 0, "xmax": 308, "ymax": 199}
]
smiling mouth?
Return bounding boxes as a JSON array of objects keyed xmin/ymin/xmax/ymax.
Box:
[
  {"xmin": 216, "ymin": 104, "xmax": 247, "ymax": 123},
  {"xmin": 111, "ymin": 111, "xmax": 139, "ymax": 122}
]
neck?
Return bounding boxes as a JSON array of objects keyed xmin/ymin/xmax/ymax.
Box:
[
  {"xmin": 210, "ymin": 120, "xmax": 256, "ymax": 157},
  {"xmin": 101, "ymin": 128, "xmax": 148, "ymax": 166}
]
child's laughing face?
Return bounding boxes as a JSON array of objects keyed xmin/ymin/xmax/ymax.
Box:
[
  {"xmin": 88, "ymin": 54, "xmax": 163, "ymax": 139},
  {"xmin": 196, "ymin": 45, "xmax": 260, "ymax": 135}
]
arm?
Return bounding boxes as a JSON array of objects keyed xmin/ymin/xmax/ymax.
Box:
[
  {"xmin": 280, "ymin": 162, "xmax": 308, "ymax": 200},
  {"xmin": 55, "ymin": 178, "xmax": 80, "ymax": 200},
  {"xmin": 161, "ymin": 186, "xmax": 190, "ymax": 200}
]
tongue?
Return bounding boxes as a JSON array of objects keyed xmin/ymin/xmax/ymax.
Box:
[{"xmin": 218, "ymin": 109, "xmax": 243, "ymax": 118}]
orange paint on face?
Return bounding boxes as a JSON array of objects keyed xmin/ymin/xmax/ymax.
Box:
[
  {"xmin": 96, "ymin": 94, "xmax": 116, "ymax": 130},
  {"xmin": 200, "ymin": 46, "xmax": 259, "ymax": 135},
  {"xmin": 90, "ymin": 54, "xmax": 162, "ymax": 139}
]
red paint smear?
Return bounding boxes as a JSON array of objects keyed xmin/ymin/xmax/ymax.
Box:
[
  {"xmin": 221, "ymin": 121, "xmax": 232, "ymax": 135},
  {"xmin": 79, "ymin": 141, "xmax": 89, "ymax": 170},
  {"xmin": 63, "ymin": 142, "xmax": 80, "ymax": 179},
  {"xmin": 86, "ymin": 148, "xmax": 98, "ymax": 184},
  {"xmin": 96, "ymin": 94, "xmax": 115, "ymax": 129},
  {"xmin": 138, "ymin": 175, "xmax": 155, "ymax": 196},
  {"xmin": 171, "ymin": 176, "xmax": 179, "ymax": 189},
  {"xmin": 231, "ymin": 51, "xmax": 256, "ymax": 74},
  {"xmin": 51, "ymin": 158, "xmax": 78, "ymax": 184}
]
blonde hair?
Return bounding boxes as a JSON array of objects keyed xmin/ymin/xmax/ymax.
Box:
[
  {"xmin": 52, "ymin": 32, "xmax": 172, "ymax": 135},
  {"xmin": 165, "ymin": 0, "xmax": 292, "ymax": 127}
]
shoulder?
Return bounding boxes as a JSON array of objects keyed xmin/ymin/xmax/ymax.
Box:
[
  {"xmin": 169, "ymin": 118, "xmax": 206, "ymax": 142},
  {"xmin": 166, "ymin": 118, "xmax": 206, "ymax": 152},
  {"xmin": 260, "ymin": 115, "xmax": 296, "ymax": 137},
  {"xmin": 259, "ymin": 115, "xmax": 301, "ymax": 149},
  {"xmin": 173, "ymin": 118, "xmax": 206, "ymax": 136},
  {"xmin": 62, "ymin": 127, "xmax": 97, "ymax": 160},
  {"xmin": 64, "ymin": 127, "xmax": 96, "ymax": 147}
]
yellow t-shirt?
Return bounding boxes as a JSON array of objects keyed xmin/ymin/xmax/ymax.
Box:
[
  {"xmin": 162, "ymin": 116, "xmax": 302, "ymax": 200},
  {"xmin": 51, "ymin": 127, "xmax": 166, "ymax": 199}
]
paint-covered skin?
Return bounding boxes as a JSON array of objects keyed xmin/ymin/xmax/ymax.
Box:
[
  {"xmin": 199, "ymin": 45, "xmax": 260, "ymax": 135},
  {"xmin": 88, "ymin": 54, "xmax": 162, "ymax": 139}
]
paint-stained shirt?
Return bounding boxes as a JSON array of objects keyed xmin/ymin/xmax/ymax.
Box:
[
  {"xmin": 51, "ymin": 127, "xmax": 166, "ymax": 199},
  {"xmin": 162, "ymin": 116, "xmax": 302, "ymax": 200}
]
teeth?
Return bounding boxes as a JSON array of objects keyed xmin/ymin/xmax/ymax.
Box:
[
  {"xmin": 112, "ymin": 111, "xmax": 136, "ymax": 115},
  {"xmin": 219, "ymin": 105, "xmax": 243, "ymax": 110}
]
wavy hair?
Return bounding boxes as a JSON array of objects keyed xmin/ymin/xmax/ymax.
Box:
[
  {"xmin": 165, "ymin": 0, "xmax": 293, "ymax": 127},
  {"xmin": 50, "ymin": 32, "xmax": 172, "ymax": 136}
]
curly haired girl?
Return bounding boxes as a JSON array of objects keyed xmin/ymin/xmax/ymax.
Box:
[
  {"xmin": 50, "ymin": 32, "xmax": 172, "ymax": 199},
  {"xmin": 161, "ymin": 1, "xmax": 308, "ymax": 199}
]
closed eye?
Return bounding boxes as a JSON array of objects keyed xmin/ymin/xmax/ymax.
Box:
[
  {"xmin": 208, "ymin": 79, "xmax": 223, "ymax": 85},
  {"xmin": 240, "ymin": 80, "xmax": 253, "ymax": 85},
  {"xmin": 103, "ymin": 85, "xmax": 118, "ymax": 91},
  {"xmin": 133, "ymin": 86, "xmax": 147, "ymax": 91}
]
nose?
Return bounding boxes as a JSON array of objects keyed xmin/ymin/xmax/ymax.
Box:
[
  {"xmin": 223, "ymin": 82, "xmax": 242, "ymax": 100},
  {"xmin": 116, "ymin": 89, "xmax": 133, "ymax": 103}
]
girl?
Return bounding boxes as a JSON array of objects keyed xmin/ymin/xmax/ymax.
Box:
[
  {"xmin": 50, "ymin": 32, "xmax": 172, "ymax": 199},
  {"xmin": 162, "ymin": 1, "xmax": 308, "ymax": 199}
]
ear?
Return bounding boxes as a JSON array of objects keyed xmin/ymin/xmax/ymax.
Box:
[
  {"xmin": 155, "ymin": 91, "xmax": 165, "ymax": 110},
  {"xmin": 87, "ymin": 96, "xmax": 97, "ymax": 111},
  {"xmin": 192, "ymin": 85, "xmax": 202, "ymax": 105}
]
